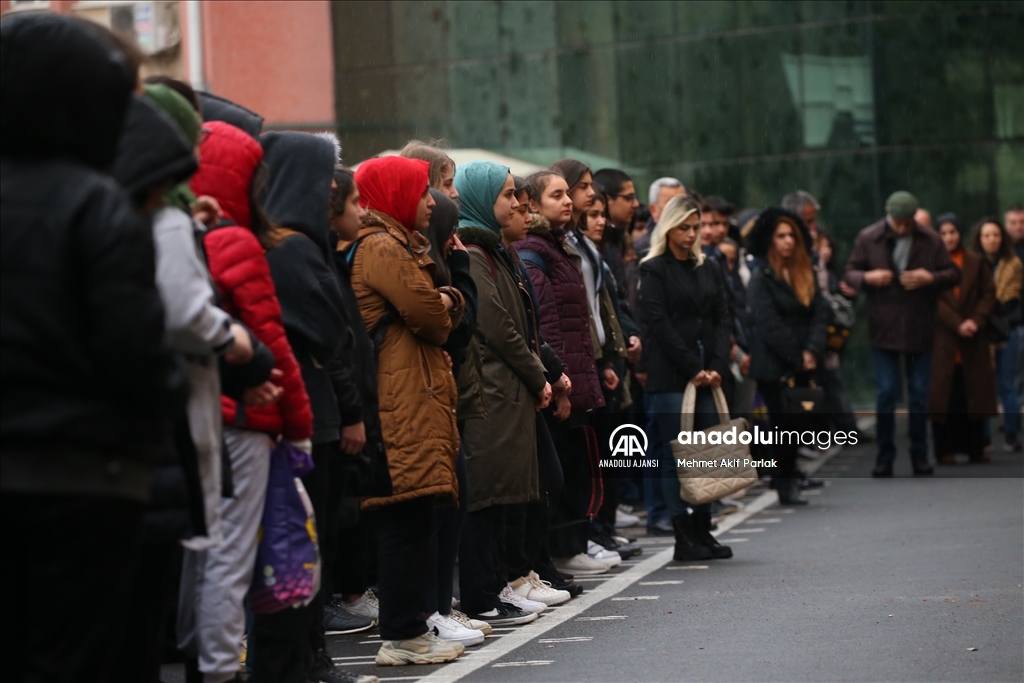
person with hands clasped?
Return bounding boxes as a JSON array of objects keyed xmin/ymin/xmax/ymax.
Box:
[
  {"xmin": 842, "ymin": 191, "xmax": 959, "ymax": 477},
  {"xmin": 929, "ymin": 215, "xmax": 998, "ymax": 464},
  {"xmin": 638, "ymin": 195, "xmax": 734, "ymax": 562},
  {"xmin": 745, "ymin": 208, "xmax": 830, "ymax": 505}
]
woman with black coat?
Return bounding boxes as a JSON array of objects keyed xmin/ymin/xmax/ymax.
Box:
[
  {"xmin": 746, "ymin": 208, "xmax": 829, "ymax": 505},
  {"xmin": 638, "ymin": 195, "xmax": 733, "ymax": 562}
]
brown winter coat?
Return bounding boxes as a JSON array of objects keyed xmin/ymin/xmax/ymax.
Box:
[
  {"xmin": 459, "ymin": 226, "xmax": 548, "ymax": 511},
  {"xmin": 350, "ymin": 211, "xmax": 465, "ymax": 508},
  {"xmin": 842, "ymin": 218, "xmax": 960, "ymax": 352},
  {"xmin": 928, "ymin": 249, "xmax": 998, "ymax": 419}
]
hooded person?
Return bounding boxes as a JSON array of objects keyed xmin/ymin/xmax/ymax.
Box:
[
  {"xmin": 183, "ymin": 121, "xmax": 314, "ymax": 683},
  {"xmin": 198, "ymin": 90, "xmax": 264, "ymax": 138},
  {"xmin": 349, "ymin": 155, "xmax": 466, "ymax": 666},
  {"xmin": 254, "ymin": 130, "xmax": 370, "ymax": 682},
  {"xmin": 0, "ymin": 13, "xmax": 182, "ymax": 681},
  {"xmin": 454, "ymin": 160, "xmax": 558, "ymax": 624}
]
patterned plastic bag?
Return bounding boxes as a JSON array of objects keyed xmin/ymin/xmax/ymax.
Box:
[{"xmin": 249, "ymin": 441, "xmax": 321, "ymax": 614}]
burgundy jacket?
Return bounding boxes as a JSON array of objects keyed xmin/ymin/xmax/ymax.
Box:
[
  {"xmin": 514, "ymin": 218, "xmax": 604, "ymax": 411},
  {"xmin": 842, "ymin": 218, "xmax": 959, "ymax": 353}
]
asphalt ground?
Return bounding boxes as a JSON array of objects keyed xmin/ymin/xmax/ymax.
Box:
[{"xmin": 165, "ymin": 417, "xmax": 1024, "ymax": 682}]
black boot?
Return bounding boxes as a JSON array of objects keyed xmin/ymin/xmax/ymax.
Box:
[
  {"xmin": 692, "ymin": 509, "xmax": 732, "ymax": 559},
  {"xmin": 776, "ymin": 478, "xmax": 809, "ymax": 506},
  {"xmin": 671, "ymin": 513, "xmax": 713, "ymax": 561}
]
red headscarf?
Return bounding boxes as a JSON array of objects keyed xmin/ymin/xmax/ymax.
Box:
[{"xmin": 354, "ymin": 156, "xmax": 430, "ymax": 231}]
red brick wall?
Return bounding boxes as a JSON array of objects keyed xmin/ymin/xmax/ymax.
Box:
[{"xmin": 183, "ymin": 0, "xmax": 335, "ymax": 128}]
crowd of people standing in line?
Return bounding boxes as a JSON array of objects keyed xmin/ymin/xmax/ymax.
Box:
[{"xmin": 2, "ymin": 14, "xmax": 1022, "ymax": 683}]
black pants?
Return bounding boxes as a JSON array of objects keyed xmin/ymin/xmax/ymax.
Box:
[
  {"xmin": 424, "ymin": 445, "xmax": 467, "ymax": 615},
  {"xmin": 377, "ymin": 495, "xmax": 434, "ymax": 640},
  {"xmin": 250, "ymin": 441, "xmax": 334, "ymax": 682},
  {"xmin": 933, "ymin": 364, "xmax": 986, "ymax": 459},
  {"xmin": 459, "ymin": 504, "xmax": 503, "ymax": 615},
  {"xmin": 1, "ymin": 493, "xmax": 143, "ymax": 683},
  {"xmin": 546, "ymin": 414, "xmax": 596, "ymax": 558},
  {"xmin": 758, "ymin": 382, "xmax": 799, "ymax": 481}
]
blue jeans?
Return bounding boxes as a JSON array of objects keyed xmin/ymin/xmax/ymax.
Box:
[
  {"xmin": 871, "ymin": 348, "xmax": 931, "ymax": 465},
  {"xmin": 994, "ymin": 328, "xmax": 1021, "ymax": 442},
  {"xmin": 648, "ymin": 389, "xmax": 719, "ymax": 518}
]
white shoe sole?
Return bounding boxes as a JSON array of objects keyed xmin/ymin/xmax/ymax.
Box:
[
  {"xmin": 438, "ymin": 632, "xmax": 485, "ymax": 647},
  {"xmin": 520, "ymin": 590, "xmax": 570, "ymax": 606},
  {"xmin": 375, "ymin": 646, "xmax": 463, "ymax": 666}
]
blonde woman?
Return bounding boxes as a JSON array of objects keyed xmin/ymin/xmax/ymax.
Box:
[{"xmin": 637, "ymin": 195, "xmax": 733, "ymax": 562}]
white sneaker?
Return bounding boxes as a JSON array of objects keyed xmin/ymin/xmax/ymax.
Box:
[
  {"xmin": 449, "ymin": 608, "xmax": 492, "ymax": 636},
  {"xmin": 615, "ymin": 509, "xmax": 641, "ymax": 528},
  {"xmin": 587, "ymin": 540, "xmax": 623, "ymax": 566},
  {"xmin": 340, "ymin": 589, "xmax": 379, "ymax": 623},
  {"xmin": 554, "ymin": 553, "xmax": 610, "ymax": 576},
  {"xmin": 509, "ymin": 571, "xmax": 571, "ymax": 606},
  {"xmin": 427, "ymin": 611, "xmax": 485, "ymax": 647},
  {"xmin": 499, "ymin": 585, "xmax": 546, "ymax": 614}
]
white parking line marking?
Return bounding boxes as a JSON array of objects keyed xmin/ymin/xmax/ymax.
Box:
[
  {"xmin": 332, "ymin": 655, "xmax": 375, "ymax": 661},
  {"xmin": 735, "ymin": 527, "xmax": 765, "ymax": 532},
  {"xmin": 665, "ymin": 565, "xmax": 709, "ymax": 570},
  {"xmin": 418, "ymin": 478, "xmax": 786, "ymax": 683},
  {"xmin": 758, "ymin": 518, "xmax": 782, "ymax": 523},
  {"xmin": 492, "ymin": 660, "xmax": 553, "ymax": 668},
  {"xmin": 727, "ymin": 538, "xmax": 749, "ymax": 542},
  {"xmin": 538, "ymin": 636, "xmax": 593, "ymax": 643},
  {"xmin": 640, "ymin": 580, "xmax": 683, "ymax": 585},
  {"xmin": 611, "ymin": 595, "xmax": 659, "ymax": 601}
]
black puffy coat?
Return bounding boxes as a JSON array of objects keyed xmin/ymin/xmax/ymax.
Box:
[{"xmin": 1, "ymin": 14, "xmax": 181, "ymax": 501}]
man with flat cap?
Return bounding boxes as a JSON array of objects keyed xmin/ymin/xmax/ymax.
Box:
[{"xmin": 842, "ymin": 191, "xmax": 960, "ymax": 477}]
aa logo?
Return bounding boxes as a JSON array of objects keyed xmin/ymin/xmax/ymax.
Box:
[{"xmin": 608, "ymin": 424, "xmax": 648, "ymax": 458}]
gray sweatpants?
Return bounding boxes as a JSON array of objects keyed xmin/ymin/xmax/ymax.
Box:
[{"xmin": 178, "ymin": 427, "xmax": 272, "ymax": 683}]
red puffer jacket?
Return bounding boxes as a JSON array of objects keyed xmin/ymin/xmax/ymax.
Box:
[{"xmin": 191, "ymin": 122, "xmax": 312, "ymax": 440}]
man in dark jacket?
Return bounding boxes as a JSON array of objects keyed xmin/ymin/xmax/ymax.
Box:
[
  {"xmin": 842, "ymin": 191, "xmax": 960, "ymax": 476},
  {"xmin": 0, "ymin": 14, "xmax": 182, "ymax": 681}
]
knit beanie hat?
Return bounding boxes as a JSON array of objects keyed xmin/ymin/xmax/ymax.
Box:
[
  {"xmin": 885, "ymin": 191, "xmax": 918, "ymax": 220},
  {"xmin": 144, "ymin": 83, "xmax": 201, "ymax": 146}
]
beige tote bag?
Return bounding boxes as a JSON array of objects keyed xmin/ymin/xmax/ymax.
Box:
[{"xmin": 673, "ymin": 382, "xmax": 758, "ymax": 505}]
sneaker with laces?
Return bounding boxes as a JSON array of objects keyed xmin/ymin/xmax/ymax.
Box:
[
  {"xmin": 323, "ymin": 599, "xmax": 376, "ymax": 635},
  {"xmin": 509, "ymin": 571, "xmax": 571, "ymax": 606},
  {"xmin": 587, "ymin": 540, "xmax": 623, "ymax": 566},
  {"xmin": 449, "ymin": 608, "xmax": 492, "ymax": 636},
  {"xmin": 339, "ymin": 589, "xmax": 379, "ymax": 624},
  {"xmin": 467, "ymin": 603, "xmax": 538, "ymax": 626},
  {"xmin": 426, "ymin": 611, "xmax": 485, "ymax": 646},
  {"xmin": 554, "ymin": 553, "xmax": 609, "ymax": 576},
  {"xmin": 375, "ymin": 631, "xmax": 464, "ymax": 666},
  {"xmin": 499, "ymin": 585, "xmax": 546, "ymax": 614}
]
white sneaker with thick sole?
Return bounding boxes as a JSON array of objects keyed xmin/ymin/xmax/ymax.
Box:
[
  {"xmin": 509, "ymin": 571, "xmax": 571, "ymax": 606},
  {"xmin": 427, "ymin": 611, "xmax": 485, "ymax": 647},
  {"xmin": 615, "ymin": 509, "xmax": 641, "ymax": 528},
  {"xmin": 375, "ymin": 631, "xmax": 464, "ymax": 666},
  {"xmin": 340, "ymin": 589, "xmax": 379, "ymax": 623},
  {"xmin": 587, "ymin": 540, "xmax": 623, "ymax": 566},
  {"xmin": 449, "ymin": 608, "xmax": 492, "ymax": 636},
  {"xmin": 554, "ymin": 553, "xmax": 610, "ymax": 576},
  {"xmin": 499, "ymin": 586, "xmax": 546, "ymax": 614}
]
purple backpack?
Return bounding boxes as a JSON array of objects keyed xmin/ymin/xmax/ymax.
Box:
[{"xmin": 249, "ymin": 441, "xmax": 321, "ymax": 614}]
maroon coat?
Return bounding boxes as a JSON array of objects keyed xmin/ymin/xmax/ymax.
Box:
[
  {"xmin": 928, "ymin": 250, "xmax": 998, "ymax": 419},
  {"xmin": 842, "ymin": 218, "xmax": 960, "ymax": 353},
  {"xmin": 514, "ymin": 218, "xmax": 604, "ymax": 411}
]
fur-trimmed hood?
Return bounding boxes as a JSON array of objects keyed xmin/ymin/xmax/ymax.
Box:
[
  {"xmin": 457, "ymin": 224, "xmax": 502, "ymax": 254},
  {"xmin": 745, "ymin": 206, "xmax": 813, "ymax": 260}
]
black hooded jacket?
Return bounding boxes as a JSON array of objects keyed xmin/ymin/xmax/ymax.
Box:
[
  {"xmin": 111, "ymin": 96, "xmax": 198, "ymax": 203},
  {"xmin": 1, "ymin": 14, "xmax": 181, "ymax": 501},
  {"xmin": 198, "ymin": 91, "xmax": 264, "ymax": 138},
  {"xmin": 261, "ymin": 132, "xmax": 352, "ymax": 443}
]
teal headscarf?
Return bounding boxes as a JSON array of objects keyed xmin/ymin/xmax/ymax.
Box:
[{"xmin": 453, "ymin": 160, "xmax": 511, "ymax": 234}]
